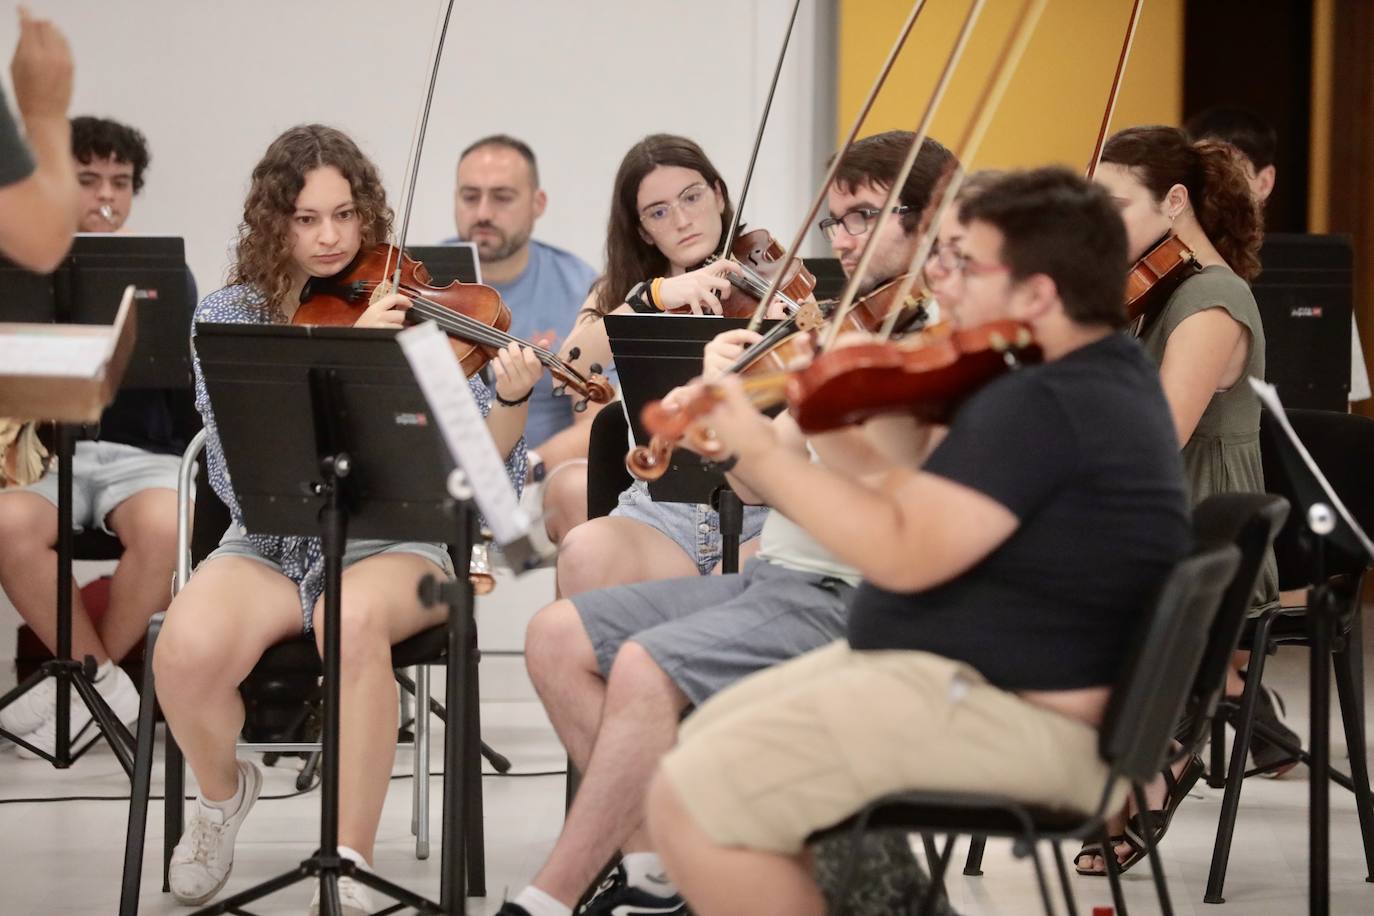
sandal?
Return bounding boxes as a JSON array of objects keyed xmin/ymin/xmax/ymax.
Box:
[
  {"xmin": 1121, "ymin": 753, "xmax": 1205, "ymax": 870},
  {"xmin": 1074, "ymin": 839, "xmax": 1114, "ymax": 876}
]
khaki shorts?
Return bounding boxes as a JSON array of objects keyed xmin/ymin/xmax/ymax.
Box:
[{"xmin": 660, "ymin": 640, "xmax": 1118, "ymax": 855}]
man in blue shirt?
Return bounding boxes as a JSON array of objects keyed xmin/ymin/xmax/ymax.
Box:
[{"xmin": 446, "ymin": 135, "xmax": 597, "ymax": 454}]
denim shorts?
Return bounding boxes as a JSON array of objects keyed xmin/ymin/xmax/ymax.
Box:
[
  {"xmin": 609, "ymin": 480, "xmax": 768, "ymax": 575},
  {"xmin": 207, "ymin": 525, "xmax": 454, "ymax": 580},
  {"xmin": 23, "ymin": 440, "xmax": 180, "ymax": 534}
]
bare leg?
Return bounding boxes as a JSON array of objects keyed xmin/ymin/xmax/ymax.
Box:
[
  {"xmin": 525, "ymin": 598, "xmax": 606, "ymax": 773},
  {"xmin": 100, "ymin": 488, "xmax": 180, "ymax": 661},
  {"xmin": 648, "ymin": 772, "xmax": 825, "ymax": 916},
  {"xmin": 555, "ymin": 517, "xmax": 698, "ymax": 599},
  {"xmin": 0, "ymin": 492, "xmax": 107, "ymax": 661},
  {"xmin": 542, "ymin": 461, "xmax": 588, "ymax": 546},
  {"xmin": 154, "ymin": 557, "xmax": 302, "ymax": 801},
  {"xmin": 312, "ymin": 552, "xmax": 446, "ymax": 864},
  {"xmin": 530, "ymin": 642, "xmax": 690, "ymax": 905}
]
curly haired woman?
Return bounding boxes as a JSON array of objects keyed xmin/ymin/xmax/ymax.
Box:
[{"xmin": 153, "ymin": 124, "xmax": 539, "ymax": 915}]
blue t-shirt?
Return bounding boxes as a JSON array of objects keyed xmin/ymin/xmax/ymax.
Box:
[{"xmin": 442, "ymin": 236, "xmax": 597, "ymax": 447}]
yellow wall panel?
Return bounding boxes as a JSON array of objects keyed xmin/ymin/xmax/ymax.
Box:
[{"xmin": 837, "ymin": 0, "xmax": 1184, "ymax": 172}]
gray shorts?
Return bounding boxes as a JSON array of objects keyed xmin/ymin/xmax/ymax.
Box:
[
  {"xmin": 207, "ymin": 526, "xmax": 454, "ymax": 582},
  {"xmin": 609, "ymin": 480, "xmax": 769, "ymax": 575},
  {"xmin": 22, "ymin": 440, "xmax": 180, "ymax": 535},
  {"xmin": 572, "ymin": 557, "xmax": 852, "ymax": 706}
]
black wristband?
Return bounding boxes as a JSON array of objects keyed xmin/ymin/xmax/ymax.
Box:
[
  {"xmin": 624, "ymin": 280, "xmax": 659, "ymax": 314},
  {"xmin": 494, "ymin": 387, "xmax": 533, "ymax": 407}
]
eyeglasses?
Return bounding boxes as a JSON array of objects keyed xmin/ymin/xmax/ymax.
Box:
[
  {"xmin": 926, "ymin": 242, "xmax": 1009, "ymax": 278},
  {"xmin": 817, "ymin": 205, "xmax": 912, "ymax": 240},
  {"xmin": 639, "ymin": 183, "xmax": 713, "ymax": 226}
]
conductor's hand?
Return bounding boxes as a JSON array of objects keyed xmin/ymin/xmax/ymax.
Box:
[
  {"xmin": 353, "ymin": 291, "xmax": 411, "ymax": 329},
  {"xmin": 702, "ymin": 328, "xmax": 762, "ymax": 380},
  {"xmin": 492, "ymin": 342, "xmax": 542, "ymax": 405},
  {"xmin": 657, "ymin": 260, "xmax": 741, "ymax": 315},
  {"xmin": 11, "ymin": 7, "xmax": 72, "ymax": 121}
]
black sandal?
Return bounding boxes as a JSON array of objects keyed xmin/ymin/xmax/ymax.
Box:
[
  {"xmin": 1073, "ymin": 837, "xmax": 1126, "ymax": 877},
  {"xmin": 1120, "ymin": 753, "xmax": 1205, "ymax": 871}
]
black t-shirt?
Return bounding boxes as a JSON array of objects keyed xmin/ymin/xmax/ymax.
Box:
[{"xmin": 846, "ymin": 332, "xmax": 1191, "ymax": 691}]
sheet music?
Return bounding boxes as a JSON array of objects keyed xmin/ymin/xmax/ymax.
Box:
[
  {"xmin": 397, "ymin": 321, "xmax": 531, "ymax": 546},
  {"xmin": 1249, "ymin": 376, "xmax": 1374, "ymax": 561},
  {"xmin": 0, "ymin": 332, "xmax": 111, "ymax": 378}
]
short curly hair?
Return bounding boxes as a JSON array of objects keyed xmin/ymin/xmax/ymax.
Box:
[
  {"xmin": 228, "ymin": 125, "xmax": 393, "ymax": 311},
  {"xmin": 71, "ymin": 116, "xmax": 150, "ymax": 192}
]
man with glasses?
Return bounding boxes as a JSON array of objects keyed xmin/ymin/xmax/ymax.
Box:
[
  {"xmin": 500, "ymin": 132, "xmax": 956, "ymax": 916},
  {"xmin": 644, "ymin": 167, "xmax": 1191, "ymax": 916}
]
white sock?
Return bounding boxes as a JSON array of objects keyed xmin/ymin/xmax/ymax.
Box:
[
  {"xmin": 622, "ymin": 851, "xmax": 678, "ymax": 898},
  {"xmin": 512, "ymin": 886, "xmax": 572, "ymax": 916},
  {"xmin": 199, "ymin": 766, "xmax": 245, "ymax": 817},
  {"xmin": 338, "ymin": 845, "xmax": 371, "ymax": 871},
  {"xmin": 93, "ymin": 660, "xmax": 115, "ymax": 682}
]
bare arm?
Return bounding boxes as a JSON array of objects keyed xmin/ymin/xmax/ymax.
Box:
[
  {"xmin": 701, "ymin": 376, "xmax": 1018, "ymax": 591},
  {"xmin": 0, "ymin": 10, "xmax": 76, "ymax": 272},
  {"xmin": 1157, "ymin": 307, "xmax": 1248, "ymax": 446}
]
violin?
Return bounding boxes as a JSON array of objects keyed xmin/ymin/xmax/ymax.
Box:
[
  {"xmin": 295, "ymin": 243, "xmax": 614, "ymax": 407},
  {"xmin": 785, "ymin": 319, "xmax": 1041, "ymax": 433},
  {"xmin": 624, "ymin": 274, "xmax": 932, "ymax": 480},
  {"xmin": 716, "ymin": 228, "xmax": 817, "ymax": 319},
  {"xmin": 1124, "ymin": 234, "xmax": 1200, "ymax": 323}
]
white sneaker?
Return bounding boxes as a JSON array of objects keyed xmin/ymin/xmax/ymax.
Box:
[
  {"xmin": 168, "ymin": 760, "xmax": 263, "ymax": 905},
  {"xmin": 15, "ymin": 665, "xmax": 141, "ymax": 759},
  {"xmin": 309, "ymin": 846, "xmax": 375, "ymax": 916},
  {"xmin": 0, "ymin": 676, "xmax": 57, "ymax": 737}
]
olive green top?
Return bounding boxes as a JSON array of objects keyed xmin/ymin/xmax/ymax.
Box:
[{"xmin": 1138, "ymin": 265, "xmax": 1279, "ymax": 615}]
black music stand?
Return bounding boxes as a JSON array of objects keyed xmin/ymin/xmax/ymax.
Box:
[
  {"xmin": 1254, "ymin": 382, "xmax": 1374, "ymax": 916},
  {"xmin": 194, "ymin": 323, "xmax": 481, "ymax": 914},
  {"xmin": 0, "ymin": 236, "xmax": 193, "ymax": 773},
  {"xmin": 604, "ymin": 315, "xmax": 779, "ymax": 573}
]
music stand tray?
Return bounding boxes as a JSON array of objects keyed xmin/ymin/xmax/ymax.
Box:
[{"xmin": 195, "ymin": 322, "xmax": 476, "ymax": 914}]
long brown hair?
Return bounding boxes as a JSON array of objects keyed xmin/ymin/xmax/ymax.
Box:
[
  {"xmin": 229, "ymin": 124, "xmax": 393, "ymax": 311},
  {"xmin": 589, "ymin": 134, "xmax": 733, "ymax": 317},
  {"xmin": 1100, "ymin": 125, "xmax": 1263, "ymax": 281}
]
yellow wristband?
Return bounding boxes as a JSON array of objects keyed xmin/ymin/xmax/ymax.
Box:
[{"xmin": 650, "ymin": 277, "xmax": 665, "ymax": 310}]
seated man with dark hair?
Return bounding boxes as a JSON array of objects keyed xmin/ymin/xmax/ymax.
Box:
[
  {"xmin": 0, "ymin": 114, "xmax": 196, "ymax": 758},
  {"xmin": 642, "ymin": 168, "xmax": 1192, "ymax": 916}
]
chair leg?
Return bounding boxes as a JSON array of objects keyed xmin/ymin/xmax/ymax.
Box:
[
  {"xmin": 964, "ymin": 834, "xmax": 986, "ymax": 876},
  {"xmin": 1205, "ymin": 612, "xmax": 1276, "ymax": 904},
  {"xmin": 415, "ymin": 664, "xmax": 431, "ymax": 860},
  {"xmin": 119, "ymin": 614, "xmax": 163, "ymax": 916},
  {"xmin": 1024, "ymin": 842, "xmax": 1057, "ymax": 916},
  {"xmin": 464, "ymin": 646, "xmax": 487, "ymax": 897},
  {"xmin": 1102, "ymin": 825, "xmax": 1129, "ymax": 916},
  {"xmin": 1133, "ymin": 783, "xmax": 1175, "ymax": 916},
  {"xmin": 162, "ymin": 706, "xmax": 185, "ymax": 893},
  {"xmin": 1333, "ymin": 640, "xmax": 1374, "ymax": 881},
  {"xmin": 916, "ymin": 834, "xmax": 957, "ymax": 916},
  {"xmin": 1051, "ymin": 842, "xmax": 1081, "ymax": 916}
]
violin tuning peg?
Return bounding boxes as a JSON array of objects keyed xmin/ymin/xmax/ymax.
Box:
[
  {"xmin": 989, "ymin": 332, "xmax": 1007, "ymax": 350},
  {"xmin": 567, "ymin": 346, "xmax": 581, "ymax": 361},
  {"xmin": 589, "ymin": 362, "xmax": 603, "ymax": 375},
  {"xmin": 573, "ymin": 398, "xmax": 588, "ymax": 414}
]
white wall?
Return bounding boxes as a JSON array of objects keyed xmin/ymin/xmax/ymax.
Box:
[{"xmin": 1, "ymin": 0, "xmax": 836, "ymax": 294}]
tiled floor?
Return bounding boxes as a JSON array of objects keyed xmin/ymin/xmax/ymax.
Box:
[{"xmin": 1, "ymin": 563, "xmax": 1372, "ymax": 914}]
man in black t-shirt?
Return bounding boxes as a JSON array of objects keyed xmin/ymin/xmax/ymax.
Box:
[
  {"xmin": 0, "ymin": 116, "xmax": 195, "ymax": 758},
  {"xmin": 641, "ymin": 168, "xmax": 1191, "ymax": 915}
]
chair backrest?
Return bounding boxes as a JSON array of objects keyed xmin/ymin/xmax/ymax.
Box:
[
  {"xmin": 1260, "ymin": 407, "xmax": 1374, "ymax": 585},
  {"xmin": 1099, "ymin": 541, "xmax": 1240, "ymax": 785},
  {"xmin": 1177, "ymin": 493, "xmax": 1290, "ymax": 750},
  {"xmin": 586, "ymin": 401, "xmax": 633, "ymax": 521},
  {"xmin": 173, "ymin": 430, "xmax": 233, "ymax": 593}
]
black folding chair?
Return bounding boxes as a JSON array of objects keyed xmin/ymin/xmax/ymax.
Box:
[
  {"xmin": 814, "ymin": 539, "xmax": 1241, "ymax": 916},
  {"xmin": 1204, "ymin": 408, "xmax": 1374, "ymax": 903}
]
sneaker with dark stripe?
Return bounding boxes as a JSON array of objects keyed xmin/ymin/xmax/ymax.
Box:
[{"xmin": 578, "ymin": 862, "xmax": 687, "ymax": 916}]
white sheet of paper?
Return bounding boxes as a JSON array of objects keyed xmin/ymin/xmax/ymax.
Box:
[
  {"xmin": 0, "ymin": 332, "xmax": 111, "ymax": 378},
  {"xmin": 1249, "ymin": 376, "xmax": 1374, "ymax": 561},
  {"xmin": 397, "ymin": 321, "xmax": 530, "ymax": 545}
]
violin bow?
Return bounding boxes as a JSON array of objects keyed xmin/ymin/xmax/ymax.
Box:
[
  {"xmin": 719, "ymin": 0, "xmax": 804, "ymax": 259},
  {"xmin": 1085, "ymin": 0, "xmax": 1145, "ymax": 179},
  {"xmin": 818, "ymin": 0, "xmax": 987, "ymax": 346},
  {"xmin": 854, "ymin": 0, "xmax": 1048, "ymax": 346},
  {"xmin": 744, "ymin": 0, "xmax": 934, "ymax": 334}
]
